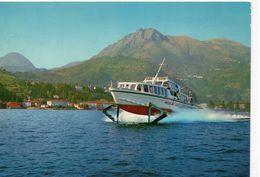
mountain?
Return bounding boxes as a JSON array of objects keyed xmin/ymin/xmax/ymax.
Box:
[
  {"xmin": 53, "ymin": 61, "xmax": 83, "ymax": 70},
  {"xmin": 16, "ymin": 28, "xmax": 250, "ymax": 102},
  {"xmin": 95, "ymin": 28, "xmax": 250, "ymax": 102},
  {"xmin": 0, "ymin": 52, "xmax": 36, "ymax": 72},
  {"xmin": 97, "ymin": 28, "xmax": 250, "ymax": 77}
]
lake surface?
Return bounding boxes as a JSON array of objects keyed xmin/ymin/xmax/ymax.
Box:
[{"xmin": 0, "ymin": 109, "xmax": 249, "ymax": 177}]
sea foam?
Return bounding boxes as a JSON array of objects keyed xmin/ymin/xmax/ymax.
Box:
[{"xmin": 103, "ymin": 108, "xmax": 250, "ymax": 124}]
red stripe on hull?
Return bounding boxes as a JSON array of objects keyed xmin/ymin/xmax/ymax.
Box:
[{"xmin": 119, "ymin": 105, "xmax": 171, "ymax": 115}]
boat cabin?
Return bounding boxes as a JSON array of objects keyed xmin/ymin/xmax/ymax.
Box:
[
  {"xmin": 143, "ymin": 76, "xmax": 181, "ymax": 92},
  {"xmin": 117, "ymin": 82, "xmax": 168, "ymax": 97},
  {"xmin": 116, "ymin": 76, "xmax": 191, "ymax": 103}
]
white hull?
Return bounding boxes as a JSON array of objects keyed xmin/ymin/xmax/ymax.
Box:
[
  {"xmin": 116, "ymin": 110, "xmax": 164, "ymax": 124},
  {"xmin": 110, "ymin": 88, "xmax": 196, "ymax": 111}
]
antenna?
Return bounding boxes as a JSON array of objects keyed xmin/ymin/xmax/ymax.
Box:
[{"xmin": 152, "ymin": 58, "xmax": 166, "ymax": 84}]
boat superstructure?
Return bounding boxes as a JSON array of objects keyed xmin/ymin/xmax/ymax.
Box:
[{"xmin": 103, "ymin": 58, "xmax": 198, "ymax": 124}]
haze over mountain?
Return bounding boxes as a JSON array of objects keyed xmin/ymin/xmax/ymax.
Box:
[
  {"xmin": 14, "ymin": 28, "xmax": 250, "ymax": 102},
  {"xmin": 0, "ymin": 52, "xmax": 36, "ymax": 72}
]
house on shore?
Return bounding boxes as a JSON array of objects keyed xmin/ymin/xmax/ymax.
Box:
[
  {"xmin": 79, "ymin": 101, "xmax": 114, "ymax": 110},
  {"xmin": 47, "ymin": 100, "xmax": 69, "ymax": 107},
  {"xmin": 22, "ymin": 100, "xmax": 40, "ymax": 108},
  {"xmin": 7, "ymin": 102, "xmax": 21, "ymax": 109}
]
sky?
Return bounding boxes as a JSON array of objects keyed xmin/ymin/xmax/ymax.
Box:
[{"xmin": 0, "ymin": 2, "xmax": 251, "ymax": 69}]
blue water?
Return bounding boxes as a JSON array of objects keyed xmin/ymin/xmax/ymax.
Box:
[{"xmin": 0, "ymin": 110, "xmax": 249, "ymax": 177}]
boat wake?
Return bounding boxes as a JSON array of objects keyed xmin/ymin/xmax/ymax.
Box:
[
  {"xmin": 103, "ymin": 108, "xmax": 250, "ymax": 124},
  {"xmin": 161, "ymin": 108, "xmax": 250, "ymax": 123}
]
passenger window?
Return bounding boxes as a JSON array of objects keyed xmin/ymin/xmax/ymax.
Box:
[
  {"xmin": 161, "ymin": 88, "xmax": 164, "ymax": 96},
  {"xmin": 149, "ymin": 85, "xmax": 153, "ymax": 93},
  {"xmin": 144, "ymin": 85, "xmax": 148, "ymax": 92},
  {"xmin": 154, "ymin": 86, "xmax": 157, "ymax": 94},
  {"xmin": 164, "ymin": 89, "xmax": 167, "ymax": 97},
  {"xmin": 158, "ymin": 87, "xmax": 161, "ymax": 95}
]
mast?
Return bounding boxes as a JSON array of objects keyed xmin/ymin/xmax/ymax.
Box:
[{"xmin": 152, "ymin": 58, "xmax": 166, "ymax": 84}]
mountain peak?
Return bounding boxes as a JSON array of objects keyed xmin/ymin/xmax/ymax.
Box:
[
  {"xmin": 0, "ymin": 52, "xmax": 36, "ymax": 72},
  {"xmin": 134, "ymin": 28, "xmax": 166, "ymax": 41},
  {"xmin": 4, "ymin": 52, "xmax": 32, "ymax": 59}
]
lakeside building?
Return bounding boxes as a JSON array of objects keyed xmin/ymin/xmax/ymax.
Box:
[
  {"xmin": 22, "ymin": 101, "xmax": 31, "ymax": 107},
  {"xmin": 41, "ymin": 104, "xmax": 48, "ymax": 108},
  {"xmin": 79, "ymin": 101, "xmax": 114, "ymax": 110},
  {"xmin": 74, "ymin": 104, "xmax": 84, "ymax": 110},
  {"xmin": 22, "ymin": 100, "xmax": 40, "ymax": 108},
  {"xmin": 47, "ymin": 100, "xmax": 69, "ymax": 107},
  {"xmin": 7, "ymin": 102, "xmax": 21, "ymax": 109}
]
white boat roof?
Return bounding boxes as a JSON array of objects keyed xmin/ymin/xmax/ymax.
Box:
[{"xmin": 144, "ymin": 76, "xmax": 171, "ymax": 82}]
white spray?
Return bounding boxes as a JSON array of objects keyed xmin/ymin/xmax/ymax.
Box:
[
  {"xmin": 103, "ymin": 108, "xmax": 250, "ymax": 124},
  {"xmin": 161, "ymin": 108, "xmax": 250, "ymax": 123}
]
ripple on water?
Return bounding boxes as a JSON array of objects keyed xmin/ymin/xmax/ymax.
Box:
[
  {"xmin": 40, "ymin": 151, "xmax": 59, "ymax": 156},
  {"xmin": 205, "ymin": 168, "xmax": 228, "ymax": 173},
  {"xmin": 191, "ymin": 157, "xmax": 204, "ymax": 161},
  {"xmin": 166, "ymin": 156, "xmax": 178, "ymax": 160},
  {"xmin": 107, "ymin": 169, "xmax": 160, "ymax": 177},
  {"xmin": 19, "ymin": 130, "xmax": 35, "ymax": 133},
  {"xmin": 225, "ymin": 137, "xmax": 244, "ymax": 141},
  {"xmin": 0, "ymin": 166, "xmax": 9, "ymax": 169},
  {"xmin": 218, "ymin": 148, "xmax": 244, "ymax": 154},
  {"xmin": 113, "ymin": 161, "xmax": 130, "ymax": 167}
]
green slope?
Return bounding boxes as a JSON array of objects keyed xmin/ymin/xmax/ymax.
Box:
[
  {"xmin": 186, "ymin": 65, "xmax": 250, "ymax": 102},
  {"xmin": 0, "ymin": 69, "xmax": 24, "ymax": 101},
  {"xmin": 17, "ymin": 56, "xmax": 160, "ymax": 85},
  {"xmin": 0, "ymin": 69, "xmax": 112, "ymax": 103}
]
